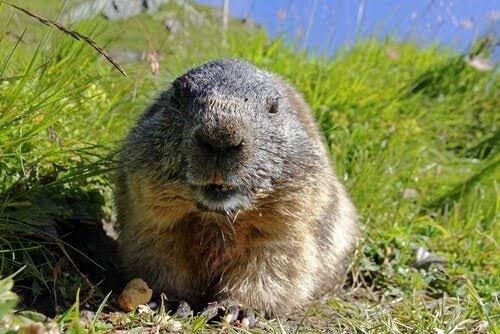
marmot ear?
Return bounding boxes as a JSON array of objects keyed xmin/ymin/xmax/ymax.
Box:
[
  {"xmin": 170, "ymin": 75, "xmax": 190, "ymax": 106},
  {"xmin": 268, "ymin": 97, "xmax": 281, "ymax": 114}
]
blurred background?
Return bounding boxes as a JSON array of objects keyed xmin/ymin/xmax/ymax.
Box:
[{"xmin": 200, "ymin": 0, "xmax": 499, "ymax": 56}]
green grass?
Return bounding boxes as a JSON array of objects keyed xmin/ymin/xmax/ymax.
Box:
[{"xmin": 0, "ymin": 1, "xmax": 498, "ymax": 333}]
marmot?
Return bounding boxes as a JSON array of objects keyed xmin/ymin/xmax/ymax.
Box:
[{"xmin": 116, "ymin": 59, "xmax": 357, "ymax": 323}]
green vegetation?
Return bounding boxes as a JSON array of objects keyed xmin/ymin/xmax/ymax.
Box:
[{"xmin": 0, "ymin": 1, "xmax": 498, "ymax": 332}]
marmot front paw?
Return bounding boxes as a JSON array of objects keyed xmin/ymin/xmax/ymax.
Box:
[{"xmin": 202, "ymin": 300, "xmax": 257, "ymax": 328}]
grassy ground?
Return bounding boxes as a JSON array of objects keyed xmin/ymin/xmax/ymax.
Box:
[{"xmin": 0, "ymin": 1, "xmax": 498, "ymax": 333}]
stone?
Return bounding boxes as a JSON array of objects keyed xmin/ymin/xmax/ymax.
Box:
[{"xmin": 64, "ymin": 0, "xmax": 171, "ymax": 23}]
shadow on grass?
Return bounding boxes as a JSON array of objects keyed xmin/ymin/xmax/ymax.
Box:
[{"xmin": 1, "ymin": 182, "xmax": 124, "ymax": 317}]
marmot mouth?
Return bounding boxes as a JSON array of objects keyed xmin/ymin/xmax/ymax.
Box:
[
  {"xmin": 200, "ymin": 183, "xmax": 239, "ymax": 199},
  {"xmin": 206, "ymin": 183, "xmax": 235, "ymax": 192},
  {"xmin": 195, "ymin": 183, "xmax": 245, "ymax": 212}
]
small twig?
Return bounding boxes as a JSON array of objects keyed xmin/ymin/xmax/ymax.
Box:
[{"xmin": 3, "ymin": 1, "xmax": 127, "ymax": 77}]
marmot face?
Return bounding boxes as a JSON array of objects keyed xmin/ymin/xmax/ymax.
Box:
[{"xmin": 164, "ymin": 59, "xmax": 317, "ymax": 214}]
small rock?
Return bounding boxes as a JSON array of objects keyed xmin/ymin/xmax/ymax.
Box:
[
  {"xmin": 117, "ymin": 278, "xmax": 153, "ymax": 312},
  {"xmin": 164, "ymin": 18, "xmax": 181, "ymax": 33},
  {"xmin": 414, "ymin": 247, "xmax": 446, "ymax": 269},
  {"xmin": 102, "ymin": 0, "xmax": 143, "ymax": 20},
  {"xmin": 63, "ymin": 0, "xmax": 108, "ymax": 23},
  {"xmin": 64, "ymin": 0, "xmax": 172, "ymax": 23},
  {"xmin": 402, "ymin": 188, "xmax": 418, "ymax": 199}
]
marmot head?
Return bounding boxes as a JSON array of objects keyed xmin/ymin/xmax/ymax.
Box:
[{"xmin": 158, "ymin": 59, "xmax": 322, "ymax": 214}]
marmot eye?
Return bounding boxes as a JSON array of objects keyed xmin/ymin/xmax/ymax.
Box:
[{"xmin": 269, "ymin": 101, "xmax": 279, "ymax": 114}]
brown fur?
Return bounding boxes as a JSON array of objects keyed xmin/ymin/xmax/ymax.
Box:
[{"xmin": 116, "ymin": 64, "xmax": 358, "ymax": 315}]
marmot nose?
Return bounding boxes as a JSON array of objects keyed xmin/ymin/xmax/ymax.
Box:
[{"xmin": 195, "ymin": 127, "xmax": 244, "ymax": 153}]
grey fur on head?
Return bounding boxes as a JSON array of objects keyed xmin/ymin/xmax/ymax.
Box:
[{"xmin": 121, "ymin": 59, "xmax": 324, "ymax": 213}]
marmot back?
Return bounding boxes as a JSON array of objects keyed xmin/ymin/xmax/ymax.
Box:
[{"xmin": 116, "ymin": 59, "xmax": 357, "ymax": 320}]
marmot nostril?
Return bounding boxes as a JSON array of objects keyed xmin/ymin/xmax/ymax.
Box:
[
  {"xmin": 195, "ymin": 129, "xmax": 215, "ymax": 153},
  {"xmin": 195, "ymin": 127, "xmax": 244, "ymax": 152}
]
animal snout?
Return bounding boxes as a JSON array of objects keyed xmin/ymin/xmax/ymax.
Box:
[{"xmin": 195, "ymin": 126, "xmax": 244, "ymax": 154}]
